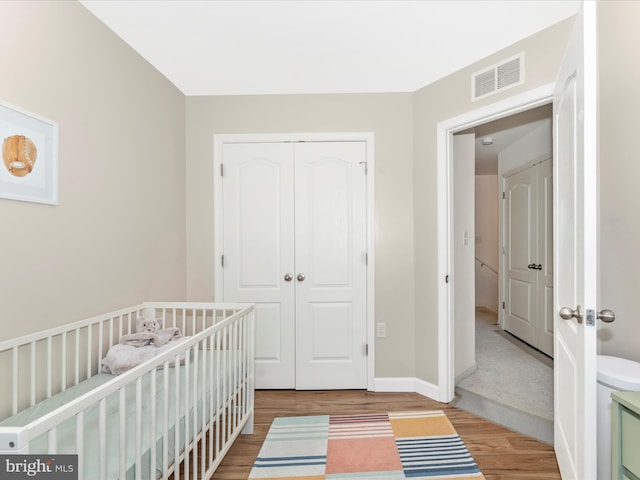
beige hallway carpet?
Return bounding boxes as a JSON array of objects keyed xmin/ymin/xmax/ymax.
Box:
[{"xmin": 457, "ymin": 309, "xmax": 554, "ymax": 421}]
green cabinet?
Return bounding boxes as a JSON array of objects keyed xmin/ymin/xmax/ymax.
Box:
[{"xmin": 612, "ymin": 391, "xmax": 640, "ymax": 480}]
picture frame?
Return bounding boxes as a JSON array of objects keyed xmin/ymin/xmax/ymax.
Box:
[{"xmin": 0, "ymin": 100, "xmax": 58, "ymax": 205}]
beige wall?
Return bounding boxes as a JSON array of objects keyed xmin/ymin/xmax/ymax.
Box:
[
  {"xmin": 475, "ymin": 175, "xmax": 499, "ymax": 313},
  {"xmin": 185, "ymin": 94, "xmax": 415, "ymax": 377},
  {"xmin": 453, "ymin": 134, "xmax": 476, "ymax": 380},
  {"xmin": 0, "ymin": 1, "xmax": 186, "ymax": 342},
  {"xmin": 598, "ymin": 2, "xmax": 640, "ymax": 363},
  {"xmin": 412, "ymin": 18, "xmax": 575, "ymax": 384}
]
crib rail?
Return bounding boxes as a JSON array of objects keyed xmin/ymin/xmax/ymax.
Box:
[{"xmin": 0, "ymin": 302, "xmax": 255, "ymax": 480}]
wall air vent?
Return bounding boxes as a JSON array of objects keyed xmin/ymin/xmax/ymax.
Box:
[{"xmin": 472, "ymin": 53, "xmax": 524, "ymax": 101}]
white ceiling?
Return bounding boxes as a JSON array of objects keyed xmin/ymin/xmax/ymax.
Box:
[{"xmin": 79, "ymin": 0, "xmax": 580, "ymax": 96}]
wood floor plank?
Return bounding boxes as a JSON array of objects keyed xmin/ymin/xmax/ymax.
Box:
[{"xmin": 212, "ymin": 390, "xmax": 560, "ymax": 480}]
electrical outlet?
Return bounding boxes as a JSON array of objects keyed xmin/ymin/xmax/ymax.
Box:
[{"xmin": 376, "ymin": 322, "xmax": 386, "ymax": 338}]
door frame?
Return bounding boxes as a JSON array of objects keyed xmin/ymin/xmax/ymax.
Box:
[
  {"xmin": 436, "ymin": 84, "xmax": 554, "ymax": 402},
  {"xmin": 213, "ymin": 132, "xmax": 376, "ymax": 391}
]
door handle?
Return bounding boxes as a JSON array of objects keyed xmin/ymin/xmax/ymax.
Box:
[
  {"xmin": 597, "ymin": 309, "xmax": 616, "ymax": 323},
  {"xmin": 284, "ymin": 273, "xmax": 293, "ymax": 282},
  {"xmin": 559, "ymin": 305, "xmax": 583, "ymax": 323},
  {"xmin": 528, "ymin": 264, "xmax": 543, "ymax": 270},
  {"xmin": 297, "ymin": 273, "xmax": 305, "ymax": 282}
]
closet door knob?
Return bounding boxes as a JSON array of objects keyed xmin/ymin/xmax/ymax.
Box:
[
  {"xmin": 284, "ymin": 273, "xmax": 293, "ymax": 282},
  {"xmin": 528, "ymin": 264, "xmax": 534, "ymax": 269},
  {"xmin": 297, "ymin": 273, "xmax": 306, "ymax": 282}
]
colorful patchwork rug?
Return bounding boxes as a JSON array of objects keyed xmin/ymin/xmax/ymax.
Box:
[{"xmin": 248, "ymin": 410, "xmax": 485, "ymax": 479}]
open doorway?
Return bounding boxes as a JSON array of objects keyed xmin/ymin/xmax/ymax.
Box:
[{"xmin": 451, "ymin": 104, "xmax": 555, "ymax": 444}]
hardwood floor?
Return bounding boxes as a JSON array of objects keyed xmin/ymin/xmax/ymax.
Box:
[{"xmin": 214, "ymin": 390, "xmax": 561, "ymax": 479}]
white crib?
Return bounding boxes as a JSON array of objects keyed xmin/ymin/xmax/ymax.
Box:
[{"xmin": 0, "ymin": 302, "xmax": 255, "ymax": 480}]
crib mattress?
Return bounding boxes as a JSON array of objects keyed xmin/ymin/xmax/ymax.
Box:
[{"xmin": 0, "ymin": 352, "xmax": 242, "ymax": 480}]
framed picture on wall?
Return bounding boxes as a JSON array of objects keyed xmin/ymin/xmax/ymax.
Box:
[{"xmin": 0, "ymin": 100, "xmax": 58, "ymax": 205}]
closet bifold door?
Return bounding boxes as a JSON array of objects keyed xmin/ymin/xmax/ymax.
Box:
[
  {"xmin": 221, "ymin": 141, "xmax": 368, "ymax": 390},
  {"xmin": 293, "ymin": 142, "xmax": 368, "ymax": 390},
  {"xmin": 222, "ymin": 142, "xmax": 296, "ymax": 389}
]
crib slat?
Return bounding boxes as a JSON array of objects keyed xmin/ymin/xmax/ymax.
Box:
[
  {"xmin": 30, "ymin": 341, "xmax": 36, "ymax": 406},
  {"xmin": 135, "ymin": 377, "xmax": 142, "ymax": 480},
  {"xmin": 12, "ymin": 346, "xmax": 18, "ymax": 415},
  {"xmin": 184, "ymin": 348, "xmax": 190, "ymax": 480},
  {"xmin": 240, "ymin": 314, "xmax": 246, "ymax": 420},
  {"xmin": 47, "ymin": 426, "xmax": 57, "ymax": 454},
  {"xmin": 208, "ymin": 334, "xmax": 215, "ymax": 468},
  {"xmin": 86, "ymin": 324, "xmax": 92, "ymax": 379},
  {"xmin": 119, "ymin": 388, "xmax": 126, "ymax": 479},
  {"xmin": 99, "ymin": 398, "xmax": 106, "ymax": 479},
  {"xmin": 108, "ymin": 317, "xmax": 113, "ymax": 354},
  {"xmin": 215, "ymin": 329, "xmax": 222, "ymax": 458},
  {"xmin": 174, "ymin": 354, "xmax": 180, "ymax": 480},
  {"xmin": 74, "ymin": 328, "xmax": 80, "ymax": 385},
  {"xmin": 162, "ymin": 362, "xmax": 169, "ymax": 480},
  {"xmin": 233, "ymin": 320, "xmax": 239, "ymax": 430},
  {"xmin": 98, "ymin": 321, "xmax": 104, "ymax": 374},
  {"xmin": 222, "ymin": 325, "xmax": 228, "ymax": 443},
  {"xmin": 192, "ymin": 346, "xmax": 199, "ymax": 479},
  {"xmin": 76, "ymin": 411, "xmax": 84, "ymax": 480},
  {"xmin": 46, "ymin": 336, "xmax": 52, "ymax": 398},
  {"xmin": 201, "ymin": 345, "xmax": 208, "ymax": 476},
  {"xmin": 150, "ymin": 369, "xmax": 157, "ymax": 480},
  {"xmin": 61, "ymin": 333, "xmax": 67, "ymax": 392}
]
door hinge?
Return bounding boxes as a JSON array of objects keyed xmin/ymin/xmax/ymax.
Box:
[
  {"xmin": 360, "ymin": 161, "xmax": 368, "ymax": 174},
  {"xmin": 220, "ymin": 164, "xmax": 224, "ymax": 177},
  {"xmin": 502, "ymin": 191, "xmax": 505, "ymax": 199},
  {"xmin": 502, "ymin": 301, "xmax": 505, "ymax": 310},
  {"xmin": 221, "ymin": 254, "xmax": 225, "ymax": 267},
  {"xmin": 365, "ymin": 253, "xmax": 368, "ymax": 265},
  {"xmin": 445, "ymin": 275, "xmax": 449, "ymax": 283},
  {"xmin": 365, "ymin": 343, "xmax": 369, "ymax": 356}
]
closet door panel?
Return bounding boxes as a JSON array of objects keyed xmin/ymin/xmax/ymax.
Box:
[
  {"xmin": 294, "ymin": 142, "xmax": 367, "ymax": 389},
  {"xmin": 222, "ymin": 142, "xmax": 296, "ymax": 388},
  {"xmin": 504, "ymin": 168, "xmax": 537, "ymax": 346}
]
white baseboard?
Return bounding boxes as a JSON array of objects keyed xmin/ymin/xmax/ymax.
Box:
[
  {"xmin": 374, "ymin": 377, "xmax": 441, "ymax": 402},
  {"xmin": 414, "ymin": 377, "xmax": 441, "ymax": 401},
  {"xmin": 374, "ymin": 377, "xmax": 416, "ymax": 392}
]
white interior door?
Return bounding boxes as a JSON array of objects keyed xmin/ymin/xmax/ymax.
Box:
[
  {"xmin": 503, "ymin": 157, "xmax": 554, "ymax": 357},
  {"xmin": 221, "ymin": 140, "xmax": 368, "ymax": 390},
  {"xmin": 553, "ymin": 3, "xmax": 598, "ymax": 479},
  {"xmin": 294, "ymin": 142, "xmax": 368, "ymax": 389},
  {"xmin": 222, "ymin": 143, "xmax": 296, "ymax": 388},
  {"xmin": 504, "ymin": 166, "xmax": 537, "ymax": 345}
]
